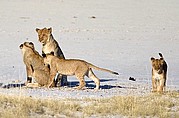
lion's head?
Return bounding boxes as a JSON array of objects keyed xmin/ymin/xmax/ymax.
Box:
[
  {"xmin": 19, "ymin": 42, "xmax": 34, "ymax": 50},
  {"xmin": 36, "ymin": 27, "xmax": 52, "ymax": 44},
  {"xmin": 151, "ymin": 57, "xmax": 165, "ymax": 74}
]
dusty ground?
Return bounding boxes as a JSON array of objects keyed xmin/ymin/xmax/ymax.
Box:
[{"xmin": 0, "ymin": 0, "xmax": 179, "ymax": 99}]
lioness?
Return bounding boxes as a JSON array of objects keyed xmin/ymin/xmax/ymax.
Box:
[
  {"xmin": 19, "ymin": 42, "xmax": 54, "ymax": 87},
  {"xmin": 43, "ymin": 52, "xmax": 119, "ymax": 90},
  {"xmin": 151, "ymin": 53, "xmax": 167, "ymax": 93},
  {"xmin": 36, "ymin": 27, "xmax": 67, "ymax": 87}
]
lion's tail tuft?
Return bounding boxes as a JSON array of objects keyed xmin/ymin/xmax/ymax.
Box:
[
  {"xmin": 112, "ymin": 72, "xmax": 119, "ymax": 75},
  {"xmin": 159, "ymin": 53, "xmax": 163, "ymax": 58}
]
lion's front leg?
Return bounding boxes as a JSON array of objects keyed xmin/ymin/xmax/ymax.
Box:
[
  {"xmin": 152, "ymin": 77, "xmax": 157, "ymax": 92},
  {"xmin": 158, "ymin": 79, "xmax": 165, "ymax": 93},
  {"xmin": 26, "ymin": 65, "xmax": 33, "ymax": 84},
  {"xmin": 47, "ymin": 70, "xmax": 57, "ymax": 88}
]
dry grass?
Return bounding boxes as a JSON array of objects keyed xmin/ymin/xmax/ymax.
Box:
[
  {"xmin": 0, "ymin": 91, "xmax": 179, "ymax": 118},
  {"xmin": 83, "ymin": 92, "xmax": 179, "ymax": 117},
  {"xmin": 0, "ymin": 95, "xmax": 81, "ymax": 118}
]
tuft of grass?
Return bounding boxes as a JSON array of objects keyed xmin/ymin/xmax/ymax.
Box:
[{"xmin": 0, "ymin": 91, "xmax": 178, "ymax": 118}]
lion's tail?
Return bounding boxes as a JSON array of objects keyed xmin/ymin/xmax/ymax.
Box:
[
  {"xmin": 88, "ymin": 63, "xmax": 119, "ymax": 75},
  {"xmin": 159, "ymin": 53, "xmax": 164, "ymax": 58}
]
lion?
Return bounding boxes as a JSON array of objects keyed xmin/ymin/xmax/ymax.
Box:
[
  {"xmin": 20, "ymin": 42, "xmax": 34, "ymax": 84},
  {"xmin": 151, "ymin": 53, "xmax": 167, "ymax": 93},
  {"xmin": 42, "ymin": 52, "xmax": 119, "ymax": 90},
  {"xmin": 19, "ymin": 42, "xmax": 54, "ymax": 87},
  {"xmin": 36, "ymin": 27, "xmax": 67, "ymax": 87}
]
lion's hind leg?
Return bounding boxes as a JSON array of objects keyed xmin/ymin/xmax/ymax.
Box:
[
  {"xmin": 26, "ymin": 83, "xmax": 40, "ymax": 88},
  {"xmin": 163, "ymin": 76, "xmax": 167, "ymax": 92},
  {"xmin": 75, "ymin": 74, "xmax": 86, "ymax": 90},
  {"xmin": 87, "ymin": 69, "xmax": 100, "ymax": 90}
]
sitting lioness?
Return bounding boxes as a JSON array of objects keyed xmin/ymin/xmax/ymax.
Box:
[
  {"xmin": 43, "ymin": 52, "xmax": 119, "ymax": 89},
  {"xmin": 151, "ymin": 53, "xmax": 167, "ymax": 93},
  {"xmin": 19, "ymin": 42, "xmax": 54, "ymax": 87},
  {"xmin": 36, "ymin": 27, "xmax": 67, "ymax": 87}
]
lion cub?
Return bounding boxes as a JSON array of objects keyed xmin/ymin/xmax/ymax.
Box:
[
  {"xmin": 151, "ymin": 53, "xmax": 167, "ymax": 93},
  {"xmin": 36, "ymin": 27, "xmax": 67, "ymax": 87},
  {"xmin": 43, "ymin": 52, "xmax": 119, "ymax": 90},
  {"xmin": 19, "ymin": 42, "xmax": 54, "ymax": 87}
]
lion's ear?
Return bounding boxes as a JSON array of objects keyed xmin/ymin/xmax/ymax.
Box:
[
  {"xmin": 48, "ymin": 27, "xmax": 52, "ymax": 34},
  {"xmin": 19, "ymin": 44, "xmax": 23, "ymax": 49},
  {"xmin": 29, "ymin": 42, "xmax": 34, "ymax": 45},
  {"xmin": 36, "ymin": 28, "xmax": 40, "ymax": 33},
  {"xmin": 160, "ymin": 58, "xmax": 164, "ymax": 63},
  {"xmin": 50, "ymin": 52, "xmax": 54, "ymax": 56},
  {"xmin": 42, "ymin": 54, "xmax": 46, "ymax": 58},
  {"xmin": 151, "ymin": 57, "xmax": 155, "ymax": 61}
]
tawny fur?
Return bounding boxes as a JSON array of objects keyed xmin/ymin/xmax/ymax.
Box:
[
  {"xmin": 19, "ymin": 42, "xmax": 54, "ymax": 87},
  {"xmin": 36, "ymin": 27, "xmax": 67, "ymax": 86},
  {"xmin": 151, "ymin": 53, "xmax": 167, "ymax": 93},
  {"xmin": 43, "ymin": 53, "xmax": 119, "ymax": 89}
]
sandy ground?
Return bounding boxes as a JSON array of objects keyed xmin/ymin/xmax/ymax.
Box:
[{"xmin": 0, "ymin": 0, "xmax": 179, "ymax": 99}]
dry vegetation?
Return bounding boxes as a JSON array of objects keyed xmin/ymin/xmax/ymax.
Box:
[{"xmin": 0, "ymin": 91, "xmax": 179, "ymax": 118}]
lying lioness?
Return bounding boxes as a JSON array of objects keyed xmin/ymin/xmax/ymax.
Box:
[{"xmin": 43, "ymin": 52, "xmax": 119, "ymax": 89}]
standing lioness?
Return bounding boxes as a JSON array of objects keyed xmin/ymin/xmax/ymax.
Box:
[
  {"xmin": 43, "ymin": 52, "xmax": 119, "ymax": 89},
  {"xmin": 151, "ymin": 53, "xmax": 167, "ymax": 93},
  {"xmin": 36, "ymin": 27, "xmax": 67, "ymax": 87}
]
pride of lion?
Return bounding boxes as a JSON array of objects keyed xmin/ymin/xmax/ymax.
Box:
[{"xmin": 20, "ymin": 27, "xmax": 167, "ymax": 92}]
